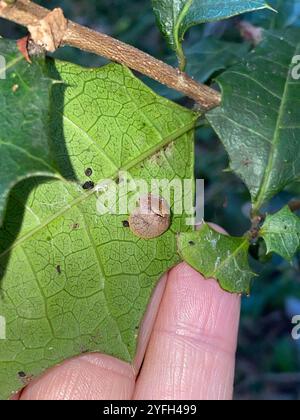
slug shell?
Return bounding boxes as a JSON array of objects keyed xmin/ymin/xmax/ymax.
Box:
[{"xmin": 129, "ymin": 194, "xmax": 170, "ymax": 239}]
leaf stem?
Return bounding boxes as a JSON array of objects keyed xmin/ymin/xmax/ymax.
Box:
[
  {"xmin": 0, "ymin": 0, "xmax": 221, "ymax": 111},
  {"xmin": 248, "ymin": 214, "xmax": 265, "ymax": 241},
  {"xmin": 176, "ymin": 42, "xmax": 187, "ymax": 72},
  {"xmin": 174, "ymin": 0, "xmax": 193, "ymax": 71}
]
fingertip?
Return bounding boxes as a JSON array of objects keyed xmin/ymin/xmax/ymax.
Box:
[
  {"xmin": 134, "ymin": 262, "xmax": 241, "ymax": 400},
  {"xmin": 162, "ymin": 262, "xmax": 241, "ymax": 352},
  {"xmin": 134, "ymin": 274, "xmax": 167, "ymax": 372},
  {"xmin": 19, "ymin": 353, "xmax": 136, "ymax": 400}
]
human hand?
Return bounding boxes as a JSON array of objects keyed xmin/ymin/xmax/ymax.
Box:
[{"xmin": 17, "ymin": 257, "xmax": 240, "ymax": 400}]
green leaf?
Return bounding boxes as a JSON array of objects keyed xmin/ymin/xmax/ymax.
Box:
[
  {"xmin": 145, "ymin": 38, "xmax": 250, "ymax": 100},
  {"xmin": 260, "ymin": 206, "xmax": 300, "ymax": 260},
  {"xmin": 182, "ymin": 38, "xmax": 250, "ymax": 83},
  {"xmin": 0, "ymin": 58, "xmax": 197, "ymax": 399},
  {"xmin": 178, "ymin": 224, "xmax": 254, "ymax": 294},
  {"xmin": 152, "ymin": 0, "xmax": 273, "ymax": 68},
  {"xmin": 207, "ymin": 29, "xmax": 300, "ymax": 212},
  {"xmin": 0, "ymin": 39, "xmax": 60, "ymax": 226},
  {"xmin": 248, "ymin": 0, "xmax": 300, "ymax": 29}
]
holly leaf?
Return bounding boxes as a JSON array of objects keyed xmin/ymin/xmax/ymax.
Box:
[
  {"xmin": 182, "ymin": 38, "xmax": 250, "ymax": 83},
  {"xmin": 152, "ymin": 0, "xmax": 273, "ymax": 67},
  {"xmin": 0, "ymin": 39, "xmax": 60, "ymax": 226},
  {"xmin": 247, "ymin": 0, "xmax": 300, "ymax": 29},
  {"xmin": 260, "ymin": 206, "xmax": 300, "ymax": 260},
  {"xmin": 177, "ymin": 224, "xmax": 255, "ymax": 294},
  {"xmin": 207, "ymin": 29, "xmax": 300, "ymax": 212},
  {"xmin": 0, "ymin": 51, "xmax": 198, "ymax": 399},
  {"xmin": 146, "ymin": 38, "xmax": 249, "ymax": 100}
]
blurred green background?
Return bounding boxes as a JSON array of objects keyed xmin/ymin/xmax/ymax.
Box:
[{"xmin": 1, "ymin": 0, "xmax": 300, "ymax": 400}]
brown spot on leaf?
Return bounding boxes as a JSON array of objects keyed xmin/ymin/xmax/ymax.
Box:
[
  {"xmin": 163, "ymin": 141, "xmax": 174, "ymax": 157},
  {"xmin": 149, "ymin": 151, "xmax": 163, "ymax": 165},
  {"xmin": 242, "ymin": 159, "xmax": 253, "ymax": 167}
]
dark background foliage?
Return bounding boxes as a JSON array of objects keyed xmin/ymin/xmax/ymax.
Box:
[{"xmin": 1, "ymin": 0, "xmax": 300, "ymax": 400}]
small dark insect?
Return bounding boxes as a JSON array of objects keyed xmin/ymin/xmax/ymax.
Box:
[
  {"xmin": 18, "ymin": 371, "xmax": 26, "ymax": 378},
  {"xmin": 189, "ymin": 241, "xmax": 196, "ymax": 246},
  {"xmin": 72, "ymin": 223, "xmax": 80, "ymax": 230},
  {"xmin": 85, "ymin": 168, "xmax": 93, "ymax": 177},
  {"xmin": 82, "ymin": 181, "xmax": 95, "ymax": 190},
  {"xmin": 56, "ymin": 265, "xmax": 62, "ymax": 275},
  {"xmin": 122, "ymin": 220, "xmax": 130, "ymax": 228}
]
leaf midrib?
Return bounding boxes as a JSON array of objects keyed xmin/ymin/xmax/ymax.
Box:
[
  {"xmin": 212, "ymin": 236, "xmax": 249, "ymax": 278},
  {"xmin": 0, "ymin": 139, "xmax": 57, "ymax": 173},
  {"xmin": 269, "ymin": 0, "xmax": 284, "ymax": 29},
  {"xmin": 174, "ymin": 0, "xmax": 193, "ymax": 46},
  {"xmin": 253, "ymin": 40, "xmax": 300, "ymax": 212},
  {"xmin": 0, "ymin": 54, "xmax": 24, "ymax": 78},
  {"xmin": 178, "ymin": 1, "xmax": 274, "ymax": 29},
  {"xmin": 0, "ymin": 117, "xmax": 197, "ymax": 259}
]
